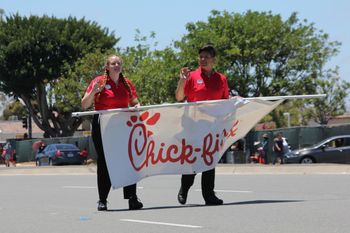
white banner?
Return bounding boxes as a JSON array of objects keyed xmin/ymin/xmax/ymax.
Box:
[{"xmin": 100, "ymin": 98, "xmax": 283, "ymax": 189}]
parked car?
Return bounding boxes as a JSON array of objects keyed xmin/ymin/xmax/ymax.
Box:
[
  {"xmin": 284, "ymin": 135, "xmax": 350, "ymax": 164},
  {"xmin": 35, "ymin": 143, "xmax": 85, "ymax": 166}
]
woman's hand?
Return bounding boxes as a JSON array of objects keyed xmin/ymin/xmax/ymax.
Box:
[
  {"xmin": 130, "ymin": 98, "xmax": 140, "ymax": 108},
  {"xmin": 92, "ymin": 80, "xmax": 105, "ymax": 94}
]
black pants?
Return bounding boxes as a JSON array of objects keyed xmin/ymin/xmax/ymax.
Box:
[
  {"xmin": 273, "ymin": 152, "xmax": 284, "ymax": 164},
  {"xmin": 181, "ymin": 168, "xmax": 215, "ymax": 199},
  {"xmin": 92, "ymin": 115, "xmax": 137, "ymax": 202}
]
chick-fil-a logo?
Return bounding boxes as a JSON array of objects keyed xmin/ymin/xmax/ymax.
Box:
[{"xmin": 127, "ymin": 111, "xmax": 239, "ymax": 171}]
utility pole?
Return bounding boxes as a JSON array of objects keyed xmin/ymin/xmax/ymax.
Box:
[
  {"xmin": 18, "ymin": 98, "xmax": 32, "ymax": 139},
  {"xmin": 283, "ymin": 112, "xmax": 291, "ymax": 128},
  {"xmin": 28, "ymin": 114, "xmax": 32, "ymax": 139}
]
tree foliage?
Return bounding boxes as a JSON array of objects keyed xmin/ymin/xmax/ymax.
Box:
[
  {"xmin": 0, "ymin": 10, "xmax": 348, "ymax": 136},
  {"xmin": 175, "ymin": 10, "xmax": 341, "ymax": 97},
  {"xmin": 61, "ymin": 31, "xmax": 180, "ymax": 111},
  {"xmin": 174, "ymin": 10, "xmax": 348, "ymax": 126},
  {"xmin": 55, "ymin": 11, "xmax": 350, "ymax": 128},
  {"xmin": 0, "ymin": 14, "xmax": 117, "ymax": 137},
  {"xmin": 2, "ymin": 100, "xmax": 27, "ymax": 120},
  {"xmin": 303, "ymin": 69, "xmax": 350, "ymax": 124},
  {"xmin": 120, "ymin": 31, "xmax": 180, "ymax": 105}
]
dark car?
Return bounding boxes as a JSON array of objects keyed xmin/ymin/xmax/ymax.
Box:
[
  {"xmin": 284, "ymin": 135, "xmax": 350, "ymax": 164},
  {"xmin": 35, "ymin": 143, "xmax": 85, "ymax": 166}
]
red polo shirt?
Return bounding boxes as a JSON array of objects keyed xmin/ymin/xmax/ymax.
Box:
[
  {"xmin": 86, "ymin": 75, "xmax": 138, "ymax": 110},
  {"xmin": 184, "ymin": 67, "xmax": 229, "ymax": 102}
]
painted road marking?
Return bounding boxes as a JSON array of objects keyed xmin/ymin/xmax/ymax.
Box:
[
  {"xmin": 62, "ymin": 186, "xmax": 144, "ymax": 189},
  {"xmin": 120, "ymin": 219, "xmax": 202, "ymax": 228},
  {"xmin": 195, "ymin": 189, "xmax": 252, "ymax": 193},
  {"xmin": 63, "ymin": 186, "xmax": 96, "ymax": 189}
]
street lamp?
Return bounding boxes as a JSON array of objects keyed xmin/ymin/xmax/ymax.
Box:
[{"xmin": 283, "ymin": 112, "xmax": 291, "ymax": 128}]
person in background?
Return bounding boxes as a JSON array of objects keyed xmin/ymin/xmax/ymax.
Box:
[
  {"xmin": 38, "ymin": 142, "xmax": 46, "ymax": 153},
  {"xmin": 0, "ymin": 143, "xmax": 4, "ymax": 165},
  {"xmin": 230, "ymin": 139, "xmax": 244, "ymax": 163},
  {"xmin": 175, "ymin": 44, "xmax": 228, "ymax": 206},
  {"xmin": 261, "ymin": 134, "xmax": 269, "ymax": 164},
  {"xmin": 3, "ymin": 142, "xmax": 12, "ymax": 167},
  {"xmin": 334, "ymin": 138, "xmax": 344, "ymax": 147},
  {"xmin": 81, "ymin": 54, "xmax": 143, "ymax": 211},
  {"xmin": 282, "ymin": 134, "xmax": 290, "ymax": 154},
  {"xmin": 80, "ymin": 148, "xmax": 88, "ymax": 164},
  {"xmin": 10, "ymin": 149, "xmax": 17, "ymax": 167},
  {"xmin": 272, "ymin": 132, "xmax": 285, "ymax": 164}
]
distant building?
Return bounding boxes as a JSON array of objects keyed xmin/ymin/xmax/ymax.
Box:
[
  {"xmin": 327, "ymin": 113, "xmax": 350, "ymax": 125},
  {"xmin": 255, "ymin": 121, "xmax": 276, "ymax": 130},
  {"xmin": 0, "ymin": 120, "xmax": 44, "ymax": 141}
]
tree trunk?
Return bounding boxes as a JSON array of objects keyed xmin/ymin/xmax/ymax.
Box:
[{"xmin": 20, "ymin": 87, "xmax": 82, "ymax": 138}]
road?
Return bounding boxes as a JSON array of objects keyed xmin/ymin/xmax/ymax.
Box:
[{"xmin": 1, "ymin": 164, "xmax": 350, "ymax": 233}]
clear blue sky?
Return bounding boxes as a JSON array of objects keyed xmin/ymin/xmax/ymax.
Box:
[{"xmin": 1, "ymin": 0, "xmax": 350, "ymax": 106}]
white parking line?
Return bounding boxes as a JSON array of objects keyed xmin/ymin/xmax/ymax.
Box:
[
  {"xmin": 120, "ymin": 219, "xmax": 202, "ymax": 228},
  {"xmin": 195, "ymin": 189, "xmax": 252, "ymax": 193},
  {"xmin": 62, "ymin": 186, "xmax": 96, "ymax": 189},
  {"xmin": 62, "ymin": 186, "xmax": 144, "ymax": 189}
]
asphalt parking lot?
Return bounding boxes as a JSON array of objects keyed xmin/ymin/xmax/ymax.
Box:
[{"xmin": 1, "ymin": 164, "xmax": 350, "ymax": 233}]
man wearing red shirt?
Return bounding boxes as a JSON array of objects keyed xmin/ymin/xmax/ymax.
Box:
[{"xmin": 175, "ymin": 44, "xmax": 229, "ymax": 205}]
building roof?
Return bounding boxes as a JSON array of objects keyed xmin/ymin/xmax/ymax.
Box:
[
  {"xmin": 327, "ymin": 113, "xmax": 350, "ymax": 125},
  {"xmin": 0, "ymin": 120, "xmax": 43, "ymax": 134}
]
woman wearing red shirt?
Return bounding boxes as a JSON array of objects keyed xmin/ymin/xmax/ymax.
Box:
[
  {"xmin": 175, "ymin": 44, "xmax": 228, "ymax": 206},
  {"xmin": 82, "ymin": 55, "xmax": 143, "ymax": 211}
]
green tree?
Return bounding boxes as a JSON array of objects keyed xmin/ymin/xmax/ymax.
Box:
[
  {"xmin": 303, "ymin": 70, "xmax": 350, "ymax": 124},
  {"xmin": 175, "ymin": 10, "xmax": 340, "ymax": 97},
  {"xmin": 0, "ymin": 8, "xmax": 4, "ymax": 21},
  {"xmin": 174, "ymin": 10, "xmax": 346, "ymax": 125},
  {"xmin": 2, "ymin": 100, "xmax": 27, "ymax": 120},
  {"xmin": 121, "ymin": 30, "xmax": 180, "ymax": 105},
  {"xmin": 0, "ymin": 14, "xmax": 117, "ymax": 137},
  {"xmin": 62, "ymin": 30, "xmax": 180, "ymax": 115}
]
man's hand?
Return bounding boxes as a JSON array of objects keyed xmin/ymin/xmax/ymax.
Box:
[{"xmin": 179, "ymin": 67, "xmax": 191, "ymax": 80}]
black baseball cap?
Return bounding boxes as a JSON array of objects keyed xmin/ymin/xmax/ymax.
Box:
[{"xmin": 198, "ymin": 44, "xmax": 216, "ymax": 57}]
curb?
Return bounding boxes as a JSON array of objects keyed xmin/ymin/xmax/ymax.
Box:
[
  {"xmin": 216, "ymin": 164, "xmax": 350, "ymax": 174},
  {"xmin": 1, "ymin": 163, "xmax": 350, "ymax": 175}
]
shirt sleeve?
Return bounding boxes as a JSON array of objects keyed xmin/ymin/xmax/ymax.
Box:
[
  {"xmin": 183, "ymin": 72, "xmax": 192, "ymax": 97},
  {"xmin": 86, "ymin": 80, "xmax": 94, "ymax": 94},
  {"xmin": 222, "ymin": 75, "xmax": 229, "ymax": 99}
]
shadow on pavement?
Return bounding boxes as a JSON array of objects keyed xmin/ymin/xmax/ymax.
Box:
[{"xmin": 106, "ymin": 199, "xmax": 303, "ymax": 212}]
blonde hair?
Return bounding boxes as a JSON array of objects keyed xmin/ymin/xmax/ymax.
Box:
[
  {"xmin": 104, "ymin": 55, "xmax": 132, "ymax": 98},
  {"xmin": 96, "ymin": 55, "xmax": 133, "ymax": 102}
]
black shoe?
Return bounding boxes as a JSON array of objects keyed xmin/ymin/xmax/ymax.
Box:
[
  {"xmin": 129, "ymin": 196, "xmax": 143, "ymax": 210},
  {"xmin": 177, "ymin": 187, "xmax": 188, "ymax": 205},
  {"xmin": 205, "ymin": 195, "xmax": 223, "ymax": 205},
  {"xmin": 97, "ymin": 200, "xmax": 107, "ymax": 211}
]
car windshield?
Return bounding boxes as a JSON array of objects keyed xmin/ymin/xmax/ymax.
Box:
[{"xmin": 55, "ymin": 144, "xmax": 78, "ymax": 150}]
